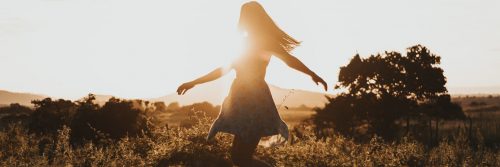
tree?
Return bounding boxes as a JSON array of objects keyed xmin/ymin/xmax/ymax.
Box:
[
  {"xmin": 70, "ymin": 94, "xmax": 100, "ymax": 143},
  {"xmin": 0, "ymin": 103, "xmax": 33, "ymax": 128},
  {"xmin": 70, "ymin": 95, "xmax": 152, "ymax": 144},
  {"xmin": 166, "ymin": 102, "xmax": 180, "ymax": 111},
  {"xmin": 0, "ymin": 103, "xmax": 33, "ymax": 115},
  {"xmin": 30, "ymin": 98, "xmax": 77, "ymax": 134},
  {"xmin": 153, "ymin": 101, "xmax": 168, "ymax": 112},
  {"xmin": 313, "ymin": 45, "xmax": 464, "ymax": 141}
]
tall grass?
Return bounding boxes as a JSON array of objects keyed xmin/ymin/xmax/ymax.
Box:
[{"xmin": 1, "ymin": 112, "xmax": 499, "ymax": 166}]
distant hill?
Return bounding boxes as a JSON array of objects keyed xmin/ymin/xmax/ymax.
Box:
[
  {"xmin": 0, "ymin": 90, "xmax": 121, "ymax": 107},
  {"xmin": 0, "ymin": 90, "xmax": 47, "ymax": 106},
  {"xmin": 11, "ymin": 84, "xmax": 499, "ymax": 109},
  {"xmin": 149, "ymin": 81, "xmax": 332, "ymax": 108},
  {"xmin": 0, "ymin": 84, "xmax": 330, "ymax": 109},
  {"xmin": 448, "ymin": 86, "xmax": 500, "ymax": 96}
]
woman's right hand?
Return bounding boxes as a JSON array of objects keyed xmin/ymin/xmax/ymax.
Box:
[{"xmin": 177, "ymin": 82, "xmax": 195, "ymax": 95}]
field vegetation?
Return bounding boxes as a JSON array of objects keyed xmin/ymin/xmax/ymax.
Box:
[
  {"xmin": 0, "ymin": 95, "xmax": 499, "ymax": 166},
  {"xmin": 1, "ymin": 45, "xmax": 499, "ymax": 166}
]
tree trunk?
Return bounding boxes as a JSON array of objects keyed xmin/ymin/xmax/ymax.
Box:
[
  {"xmin": 435, "ymin": 117, "xmax": 439, "ymax": 145},
  {"xmin": 406, "ymin": 116, "xmax": 410, "ymax": 135},
  {"xmin": 429, "ymin": 118, "xmax": 433, "ymax": 145},
  {"xmin": 468, "ymin": 116, "xmax": 473, "ymax": 142}
]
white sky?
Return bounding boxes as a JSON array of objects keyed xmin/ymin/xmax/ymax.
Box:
[{"xmin": 1, "ymin": 0, "xmax": 499, "ymax": 99}]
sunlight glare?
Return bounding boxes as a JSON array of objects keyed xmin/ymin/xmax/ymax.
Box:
[
  {"xmin": 216, "ymin": 29, "xmax": 247, "ymax": 91},
  {"xmin": 221, "ymin": 30, "xmax": 247, "ymax": 69}
]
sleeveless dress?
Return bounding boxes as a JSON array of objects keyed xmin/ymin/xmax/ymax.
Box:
[{"xmin": 206, "ymin": 49, "xmax": 289, "ymax": 143}]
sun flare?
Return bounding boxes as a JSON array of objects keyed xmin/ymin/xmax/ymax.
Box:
[{"xmin": 221, "ymin": 31, "xmax": 248, "ymax": 69}]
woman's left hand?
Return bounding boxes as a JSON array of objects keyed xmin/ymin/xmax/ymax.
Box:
[{"xmin": 312, "ymin": 75, "xmax": 328, "ymax": 91}]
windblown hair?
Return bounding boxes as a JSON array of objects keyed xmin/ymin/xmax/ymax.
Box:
[{"xmin": 238, "ymin": 1, "xmax": 301, "ymax": 52}]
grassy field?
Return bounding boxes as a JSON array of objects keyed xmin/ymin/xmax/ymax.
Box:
[
  {"xmin": 155, "ymin": 96, "xmax": 500, "ymax": 140},
  {"xmin": 278, "ymin": 109, "xmax": 316, "ymax": 127},
  {"xmin": 1, "ymin": 113, "xmax": 499, "ymax": 166},
  {"xmin": 1, "ymin": 96, "xmax": 499, "ymax": 166},
  {"xmin": 151, "ymin": 108, "xmax": 316, "ymax": 128},
  {"xmin": 151, "ymin": 96, "xmax": 500, "ymax": 150}
]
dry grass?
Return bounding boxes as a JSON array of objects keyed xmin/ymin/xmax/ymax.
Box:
[
  {"xmin": 277, "ymin": 109, "xmax": 315, "ymax": 127},
  {"xmin": 1, "ymin": 112, "xmax": 499, "ymax": 167}
]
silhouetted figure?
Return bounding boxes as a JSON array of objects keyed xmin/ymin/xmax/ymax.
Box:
[{"xmin": 177, "ymin": 2, "xmax": 327, "ymax": 166}]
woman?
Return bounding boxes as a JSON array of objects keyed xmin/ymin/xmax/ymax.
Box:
[{"xmin": 177, "ymin": 1, "xmax": 327, "ymax": 166}]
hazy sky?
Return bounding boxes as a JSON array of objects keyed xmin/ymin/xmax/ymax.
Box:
[{"xmin": 1, "ymin": 0, "xmax": 499, "ymax": 99}]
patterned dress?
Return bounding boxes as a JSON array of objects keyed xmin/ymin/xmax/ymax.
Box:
[{"xmin": 207, "ymin": 49, "xmax": 289, "ymax": 142}]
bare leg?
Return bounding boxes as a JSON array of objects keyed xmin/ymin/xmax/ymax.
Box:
[{"xmin": 231, "ymin": 135, "xmax": 272, "ymax": 167}]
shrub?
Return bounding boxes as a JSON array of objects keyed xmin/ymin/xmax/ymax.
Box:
[
  {"xmin": 29, "ymin": 98, "xmax": 77, "ymax": 134},
  {"xmin": 70, "ymin": 95, "xmax": 152, "ymax": 144}
]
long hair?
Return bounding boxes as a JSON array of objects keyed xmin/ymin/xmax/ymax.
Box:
[{"xmin": 238, "ymin": 1, "xmax": 300, "ymax": 52}]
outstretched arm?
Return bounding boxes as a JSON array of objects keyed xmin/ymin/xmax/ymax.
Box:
[
  {"xmin": 271, "ymin": 48, "xmax": 328, "ymax": 91},
  {"xmin": 177, "ymin": 67, "xmax": 231, "ymax": 95}
]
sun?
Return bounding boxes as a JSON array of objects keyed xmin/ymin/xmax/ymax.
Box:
[{"xmin": 219, "ymin": 30, "xmax": 248, "ymax": 71}]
